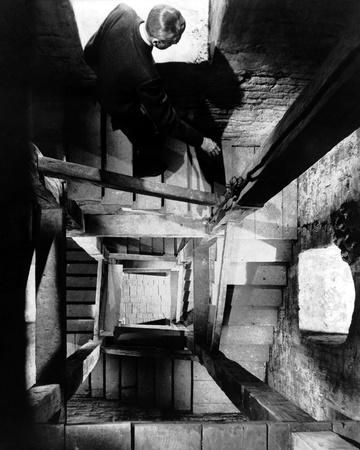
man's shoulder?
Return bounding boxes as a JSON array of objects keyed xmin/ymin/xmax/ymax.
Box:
[{"xmin": 108, "ymin": 3, "xmax": 138, "ymax": 21}]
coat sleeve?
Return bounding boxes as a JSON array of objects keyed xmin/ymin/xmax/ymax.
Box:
[
  {"xmin": 136, "ymin": 78, "xmax": 204, "ymax": 147},
  {"xmin": 84, "ymin": 31, "xmax": 100, "ymax": 69}
]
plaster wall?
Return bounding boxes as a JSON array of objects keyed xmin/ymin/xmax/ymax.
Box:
[{"xmin": 269, "ymin": 131, "xmax": 360, "ymax": 420}]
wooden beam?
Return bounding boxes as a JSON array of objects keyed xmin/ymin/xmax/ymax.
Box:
[
  {"xmin": 38, "ymin": 156, "xmax": 221, "ymax": 206},
  {"xmin": 193, "ymin": 241, "xmax": 210, "ymax": 346},
  {"xmin": 65, "ymin": 340, "xmax": 101, "ymax": 400},
  {"xmin": 292, "ymin": 431, "xmax": 358, "ymax": 449},
  {"xmin": 197, "ymin": 346, "xmax": 314, "ymax": 422},
  {"xmin": 106, "ymin": 253, "xmax": 176, "ymax": 262},
  {"xmin": 93, "ymin": 260, "xmax": 103, "ymax": 338},
  {"xmin": 211, "ymin": 222, "xmax": 235, "ymax": 351},
  {"xmin": 221, "ymin": 29, "xmax": 360, "ymax": 210},
  {"xmin": 28, "ymin": 384, "xmax": 61, "ymax": 423},
  {"xmin": 73, "ymin": 212, "xmax": 209, "ymax": 238},
  {"xmin": 103, "ymin": 345, "xmax": 198, "ymax": 360}
]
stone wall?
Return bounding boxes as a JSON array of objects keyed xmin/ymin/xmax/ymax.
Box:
[{"xmin": 268, "ymin": 131, "xmax": 360, "ymax": 420}]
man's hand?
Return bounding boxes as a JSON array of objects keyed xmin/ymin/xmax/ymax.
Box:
[{"xmin": 201, "ymin": 137, "xmax": 221, "ymax": 157}]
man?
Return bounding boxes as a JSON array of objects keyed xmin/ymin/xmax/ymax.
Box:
[{"xmin": 84, "ymin": 3, "xmax": 221, "ymax": 176}]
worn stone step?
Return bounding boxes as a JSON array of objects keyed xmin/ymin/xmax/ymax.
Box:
[
  {"xmin": 226, "ymin": 286, "xmax": 283, "ymax": 307},
  {"xmin": 221, "ymin": 325, "xmax": 274, "ymax": 345},
  {"xmin": 222, "ymin": 344, "xmax": 270, "ymax": 362},
  {"xmin": 226, "ymin": 262, "xmax": 287, "ymax": 285},
  {"xmin": 228, "ymin": 239, "xmax": 293, "ymax": 262},
  {"xmin": 67, "ymin": 275, "xmax": 97, "ymax": 288},
  {"xmin": 228, "ymin": 306, "xmax": 278, "ymax": 326}
]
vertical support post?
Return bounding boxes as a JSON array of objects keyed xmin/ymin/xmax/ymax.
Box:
[
  {"xmin": 211, "ymin": 223, "xmax": 235, "ymax": 351},
  {"xmin": 193, "ymin": 242, "xmax": 210, "ymax": 347}
]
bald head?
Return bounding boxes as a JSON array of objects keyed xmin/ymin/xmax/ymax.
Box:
[{"xmin": 145, "ymin": 4, "xmax": 186, "ymax": 49}]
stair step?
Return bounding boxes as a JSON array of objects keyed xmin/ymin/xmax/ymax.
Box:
[
  {"xmin": 67, "ymin": 250, "xmax": 95, "ymax": 262},
  {"xmin": 67, "ymin": 276, "xmax": 97, "ymax": 288},
  {"xmin": 67, "ymin": 319, "xmax": 94, "ymax": 333},
  {"xmin": 226, "ymin": 262, "xmax": 287, "ymax": 285},
  {"xmin": 226, "ymin": 286, "xmax": 283, "ymax": 307},
  {"xmin": 67, "ymin": 304, "xmax": 96, "ymax": 318},
  {"xmin": 228, "ymin": 239, "xmax": 292, "ymax": 262},
  {"xmin": 222, "ymin": 344, "xmax": 270, "ymax": 362},
  {"xmin": 67, "ymin": 290, "xmax": 96, "ymax": 303},
  {"xmin": 236, "ymin": 361, "xmax": 267, "ymax": 381},
  {"xmin": 228, "ymin": 306, "xmax": 278, "ymax": 326},
  {"xmin": 221, "ymin": 325, "xmax": 274, "ymax": 345},
  {"xmin": 67, "ymin": 263, "xmax": 98, "ymax": 275}
]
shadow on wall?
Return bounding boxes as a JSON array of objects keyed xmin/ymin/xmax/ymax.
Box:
[
  {"xmin": 31, "ymin": 0, "xmax": 243, "ymax": 185},
  {"xmin": 216, "ymin": 0, "xmax": 360, "ymax": 70}
]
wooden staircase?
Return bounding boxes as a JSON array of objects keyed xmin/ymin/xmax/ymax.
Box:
[
  {"xmin": 219, "ymin": 238, "xmax": 292, "ymax": 381},
  {"xmin": 66, "ymin": 238, "xmax": 98, "ymax": 355}
]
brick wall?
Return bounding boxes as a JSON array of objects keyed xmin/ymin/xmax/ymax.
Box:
[
  {"xmin": 119, "ymin": 274, "xmax": 171, "ymax": 325},
  {"xmin": 268, "ymin": 131, "xmax": 360, "ymax": 420}
]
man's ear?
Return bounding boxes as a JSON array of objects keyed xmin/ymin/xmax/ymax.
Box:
[{"xmin": 151, "ymin": 38, "xmax": 159, "ymax": 48}]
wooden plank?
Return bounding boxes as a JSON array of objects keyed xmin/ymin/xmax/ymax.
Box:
[
  {"xmin": 134, "ymin": 423, "xmax": 201, "ymax": 450},
  {"xmin": 137, "ymin": 358, "xmax": 155, "ymax": 406},
  {"xmin": 67, "ymin": 276, "xmax": 97, "ymax": 288},
  {"xmin": 103, "ymin": 345, "xmax": 197, "ymax": 360},
  {"xmin": 67, "ymin": 319, "xmax": 94, "ymax": 333},
  {"xmin": 222, "ymin": 344, "xmax": 270, "ymax": 362},
  {"xmin": 268, "ymin": 422, "xmax": 332, "ymax": 450},
  {"xmin": 140, "ymin": 237, "xmax": 153, "ymax": 254},
  {"xmin": 193, "ymin": 242, "xmax": 210, "ymax": 346},
  {"xmin": 67, "ymin": 263, "xmax": 98, "ymax": 275},
  {"xmin": 292, "ymin": 431, "xmax": 357, "ymax": 449},
  {"xmin": 81, "ymin": 212, "xmax": 209, "ymax": 238},
  {"xmin": 211, "ymin": 222, "xmax": 236, "ymax": 350},
  {"xmin": 221, "ymin": 325, "xmax": 274, "ymax": 345},
  {"xmin": 164, "ymin": 139, "xmax": 190, "ymax": 215},
  {"xmin": 102, "ymin": 125, "xmax": 133, "ymax": 206},
  {"xmin": 152, "ymin": 237, "xmax": 164, "ymax": 255},
  {"xmin": 66, "ymin": 290, "xmax": 96, "ymax": 303},
  {"xmin": 226, "ymin": 286, "xmax": 283, "ymax": 307},
  {"xmin": 203, "ymin": 423, "xmax": 267, "ymax": 450},
  {"xmin": 107, "ymin": 253, "xmax": 176, "ymax": 262},
  {"xmin": 66, "ymin": 423, "xmax": 131, "ymax": 450},
  {"xmin": 66, "ymin": 304, "xmax": 96, "ymax": 318},
  {"xmin": 38, "ymin": 156, "xmax": 221, "ymax": 205},
  {"xmin": 120, "ymin": 357, "xmax": 137, "ymax": 403},
  {"xmin": 333, "ymin": 422, "xmax": 360, "ymax": 445},
  {"xmin": 228, "ymin": 239, "xmax": 292, "ymax": 262},
  {"xmin": 28, "ymin": 384, "xmax": 61, "ymax": 423},
  {"xmin": 91, "ymin": 352, "xmax": 104, "ymax": 397},
  {"xmin": 188, "ymin": 146, "xmax": 211, "ymax": 219},
  {"xmin": 105, "ymin": 353, "xmax": 120, "ymax": 399},
  {"xmin": 236, "ymin": 29, "xmax": 360, "ymax": 208},
  {"xmin": 135, "ymin": 174, "xmax": 163, "ymax": 210},
  {"xmin": 228, "ymin": 306, "xmax": 278, "ymax": 326},
  {"xmin": 197, "ymin": 346, "xmax": 314, "ymax": 422},
  {"xmin": 174, "ymin": 359, "xmax": 192, "ymax": 411},
  {"xmin": 155, "ymin": 358, "xmax": 172, "ymax": 409},
  {"xmin": 66, "ymin": 341, "xmax": 101, "ymax": 399},
  {"xmin": 226, "ymin": 263, "xmax": 287, "ymax": 286},
  {"xmin": 93, "ymin": 260, "xmax": 103, "ymax": 338}
]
